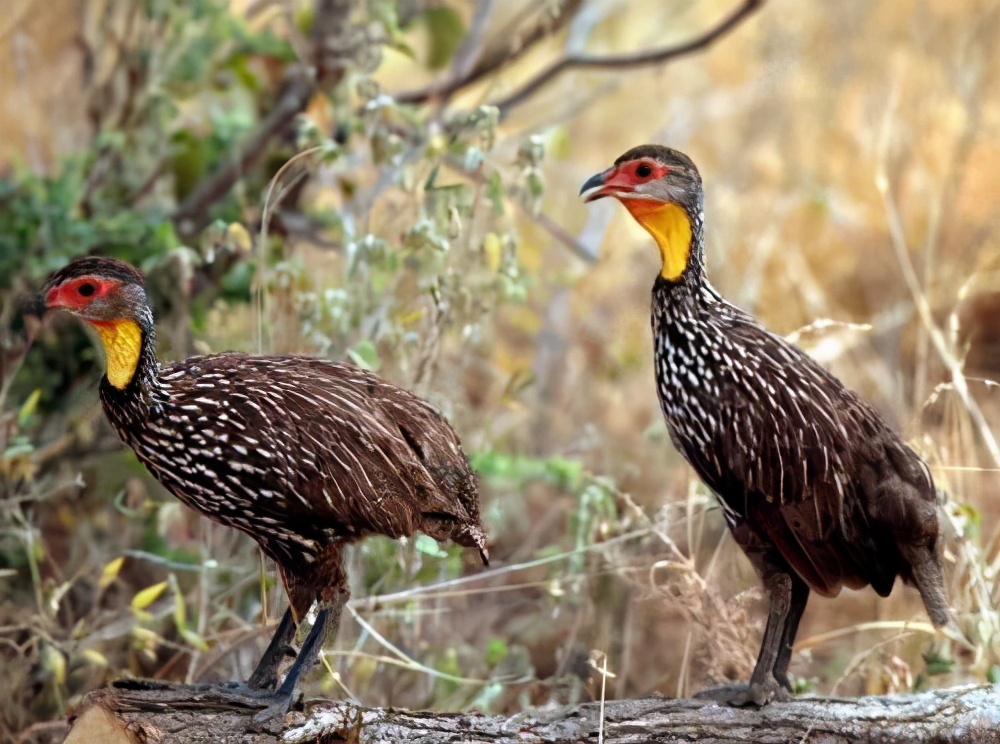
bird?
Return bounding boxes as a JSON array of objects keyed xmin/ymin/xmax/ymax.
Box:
[
  {"xmin": 579, "ymin": 145, "xmax": 951, "ymax": 706},
  {"xmin": 42, "ymin": 256, "xmax": 489, "ymax": 720}
]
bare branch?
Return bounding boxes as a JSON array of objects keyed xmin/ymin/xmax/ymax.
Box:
[
  {"xmin": 394, "ymin": 0, "xmax": 584, "ymax": 105},
  {"xmin": 446, "ymin": 0, "xmax": 494, "ymax": 88},
  {"xmin": 171, "ymin": 0, "xmax": 353, "ymax": 240},
  {"xmin": 493, "ymin": 0, "xmax": 766, "ymax": 117}
]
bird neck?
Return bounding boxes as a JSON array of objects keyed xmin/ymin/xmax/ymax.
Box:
[
  {"xmin": 90, "ymin": 306, "xmax": 162, "ymax": 397},
  {"xmin": 622, "ymin": 198, "xmax": 705, "ymax": 284}
]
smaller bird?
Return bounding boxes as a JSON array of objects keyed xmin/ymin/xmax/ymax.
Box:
[
  {"xmin": 43, "ymin": 256, "xmax": 488, "ymax": 720},
  {"xmin": 580, "ymin": 145, "xmax": 952, "ymax": 706}
]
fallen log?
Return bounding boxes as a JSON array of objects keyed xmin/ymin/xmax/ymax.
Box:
[{"xmin": 63, "ymin": 680, "xmax": 1000, "ymax": 743}]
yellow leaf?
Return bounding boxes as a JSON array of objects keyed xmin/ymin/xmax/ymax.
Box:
[
  {"xmin": 225, "ymin": 222, "xmax": 252, "ymax": 252},
  {"xmin": 483, "ymin": 232, "xmax": 502, "ymax": 272},
  {"xmin": 398, "ymin": 309, "xmax": 424, "ymax": 326},
  {"xmin": 80, "ymin": 649, "xmax": 109, "ymax": 668},
  {"xmin": 18, "ymin": 389, "xmax": 42, "ymax": 427},
  {"xmin": 40, "ymin": 643, "xmax": 66, "ymax": 685},
  {"xmin": 130, "ymin": 627, "xmax": 159, "ymax": 649},
  {"xmin": 131, "ymin": 581, "xmax": 168, "ymax": 613},
  {"xmin": 99, "ymin": 556, "xmax": 125, "ymax": 588},
  {"xmin": 180, "ymin": 628, "xmax": 210, "ymax": 652},
  {"xmin": 169, "ymin": 574, "xmax": 186, "ymax": 632}
]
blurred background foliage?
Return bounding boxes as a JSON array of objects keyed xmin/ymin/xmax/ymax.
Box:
[{"xmin": 2, "ymin": 0, "xmax": 1000, "ymax": 741}]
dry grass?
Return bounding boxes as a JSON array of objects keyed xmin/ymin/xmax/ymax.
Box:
[{"xmin": 3, "ymin": 1, "xmax": 1000, "ymax": 742}]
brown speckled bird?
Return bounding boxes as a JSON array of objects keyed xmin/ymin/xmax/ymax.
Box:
[
  {"xmin": 580, "ymin": 145, "xmax": 951, "ymax": 706},
  {"xmin": 44, "ymin": 256, "xmax": 488, "ymax": 719}
]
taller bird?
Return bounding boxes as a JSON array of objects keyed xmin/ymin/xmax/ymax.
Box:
[
  {"xmin": 580, "ymin": 145, "xmax": 950, "ymax": 706},
  {"xmin": 43, "ymin": 256, "xmax": 488, "ymax": 719}
]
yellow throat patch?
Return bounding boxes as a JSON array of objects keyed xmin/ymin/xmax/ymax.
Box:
[
  {"xmin": 91, "ymin": 319, "xmax": 143, "ymax": 389},
  {"xmin": 622, "ymin": 200, "xmax": 692, "ymax": 281}
]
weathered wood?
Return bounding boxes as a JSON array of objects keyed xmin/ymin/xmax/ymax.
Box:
[{"xmin": 63, "ymin": 681, "xmax": 1000, "ymax": 744}]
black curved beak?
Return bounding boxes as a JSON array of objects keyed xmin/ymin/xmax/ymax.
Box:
[{"xmin": 579, "ymin": 170, "xmax": 611, "ymax": 203}]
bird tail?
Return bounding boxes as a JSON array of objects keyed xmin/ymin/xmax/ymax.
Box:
[
  {"xmin": 904, "ymin": 544, "xmax": 951, "ymax": 628},
  {"xmin": 462, "ymin": 523, "xmax": 490, "ymax": 566}
]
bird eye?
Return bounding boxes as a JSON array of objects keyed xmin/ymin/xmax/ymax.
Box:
[
  {"xmin": 635, "ymin": 164, "xmax": 653, "ymax": 178},
  {"xmin": 78, "ymin": 282, "xmax": 96, "ymax": 297}
]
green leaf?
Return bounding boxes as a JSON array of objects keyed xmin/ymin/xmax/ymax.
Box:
[
  {"xmin": 169, "ymin": 574, "xmax": 187, "ymax": 633},
  {"xmin": 545, "ymin": 456, "xmax": 584, "ymax": 489},
  {"xmin": 424, "ymin": 165, "xmax": 440, "ymax": 191},
  {"xmin": 3, "ymin": 440, "xmax": 34, "ymax": 460},
  {"xmin": 487, "ymin": 171, "xmax": 505, "ymax": 214},
  {"xmin": 415, "ymin": 534, "xmax": 448, "ymax": 558},
  {"xmin": 348, "ymin": 339, "xmax": 381, "ymax": 371},
  {"xmin": 485, "ymin": 637, "xmax": 509, "ymax": 666},
  {"xmin": 39, "ymin": 643, "xmax": 66, "ymax": 685},
  {"xmin": 956, "ymin": 502, "xmax": 982, "ymax": 527},
  {"xmin": 17, "ymin": 389, "xmax": 42, "ymax": 427},
  {"xmin": 180, "ymin": 627, "xmax": 210, "ymax": 652},
  {"xmin": 922, "ymin": 650, "xmax": 954, "ymax": 676},
  {"xmin": 422, "ymin": 6, "xmax": 465, "ymax": 70}
]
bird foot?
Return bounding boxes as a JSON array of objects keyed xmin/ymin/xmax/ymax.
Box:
[
  {"xmin": 695, "ymin": 680, "xmax": 791, "ymax": 707},
  {"xmin": 252, "ymin": 689, "xmax": 295, "ymax": 724},
  {"xmin": 196, "ymin": 682, "xmax": 299, "ymax": 724},
  {"xmin": 108, "ymin": 678, "xmax": 299, "ymax": 728}
]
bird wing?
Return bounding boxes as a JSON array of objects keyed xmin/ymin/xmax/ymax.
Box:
[
  {"xmin": 677, "ymin": 311, "xmax": 930, "ymax": 596},
  {"xmin": 138, "ymin": 354, "xmax": 481, "ymax": 564}
]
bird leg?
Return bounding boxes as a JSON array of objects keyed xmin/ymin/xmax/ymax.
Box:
[
  {"xmin": 772, "ymin": 574, "xmax": 809, "ymax": 691},
  {"xmin": 252, "ymin": 590, "xmax": 347, "ymax": 723},
  {"xmin": 246, "ymin": 607, "xmax": 297, "ymax": 691},
  {"xmin": 697, "ymin": 558, "xmax": 795, "ymax": 707},
  {"xmin": 736, "ymin": 563, "xmax": 794, "ymax": 705},
  {"xmin": 250, "ymin": 543, "xmax": 350, "ymax": 722}
]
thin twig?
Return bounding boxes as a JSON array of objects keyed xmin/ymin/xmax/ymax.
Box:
[
  {"xmin": 492, "ymin": 0, "xmax": 766, "ymax": 117},
  {"xmin": 874, "ymin": 93, "xmax": 1000, "ymax": 466},
  {"xmin": 440, "ymin": 156, "xmax": 597, "ymax": 263},
  {"xmin": 444, "ymin": 0, "xmax": 494, "ymax": 96},
  {"xmin": 394, "ymin": 0, "xmax": 584, "ymax": 105},
  {"xmin": 172, "ymin": 0, "xmax": 352, "ymax": 239},
  {"xmin": 172, "ymin": 70, "xmax": 318, "ymax": 239}
]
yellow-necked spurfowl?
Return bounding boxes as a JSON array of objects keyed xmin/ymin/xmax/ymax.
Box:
[
  {"xmin": 43, "ymin": 256, "xmax": 488, "ymax": 719},
  {"xmin": 580, "ymin": 145, "xmax": 950, "ymax": 706}
]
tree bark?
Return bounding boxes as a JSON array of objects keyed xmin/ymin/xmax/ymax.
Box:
[{"xmin": 62, "ymin": 681, "xmax": 1000, "ymax": 744}]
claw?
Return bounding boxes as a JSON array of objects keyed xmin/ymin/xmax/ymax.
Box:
[{"xmin": 252, "ymin": 689, "xmax": 294, "ymax": 724}]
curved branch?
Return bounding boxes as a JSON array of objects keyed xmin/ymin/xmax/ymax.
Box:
[
  {"xmin": 493, "ymin": 0, "xmax": 766, "ymax": 117},
  {"xmin": 394, "ymin": 0, "xmax": 584, "ymax": 105},
  {"xmin": 171, "ymin": 0, "xmax": 352, "ymax": 240}
]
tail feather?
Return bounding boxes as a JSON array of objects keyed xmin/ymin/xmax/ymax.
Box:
[{"xmin": 903, "ymin": 545, "xmax": 951, "ymax": 627}]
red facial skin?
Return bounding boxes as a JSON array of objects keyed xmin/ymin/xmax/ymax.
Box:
[
  {"xmin": 583, "ymin": 158, "xmax": 671, "ymax": 201},
  {"xmin": 45, "ymin": 276, "xmax": 119, "ymax": 313}
]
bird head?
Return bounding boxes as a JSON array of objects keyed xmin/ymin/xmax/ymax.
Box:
[
  {"xmin": 580, "ymin": 145, "xmax": 703, "ymax": 282},
  {"xmin": 44, "ymin": 257, "xmax": 148, "ymax": 323},
  {"xmin": 44, "ymin": 257, "xmax": 152, "ymax": 389}
]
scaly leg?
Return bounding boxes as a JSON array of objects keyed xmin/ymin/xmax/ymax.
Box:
[
  {"xmin": 252, "ymin": 543, "xmax": 349, "ymax": 722},
  {"xmin": 736, "ymin": 563, "xmax": 793, "ymax": 706},
  {"xmin": 697, "ymin": 549, "xmax": 795, "ymax": 707},
  {"xmin": 772, "ymin": 574, "xmax": 809, "ymax": 692},
  {"xmin": 253, "ymin": 590, "xmax": 347, "ymax": 723},
  {"xmin": 247, "ymin": 607, "xmax": 297, "ymax": 691}
]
